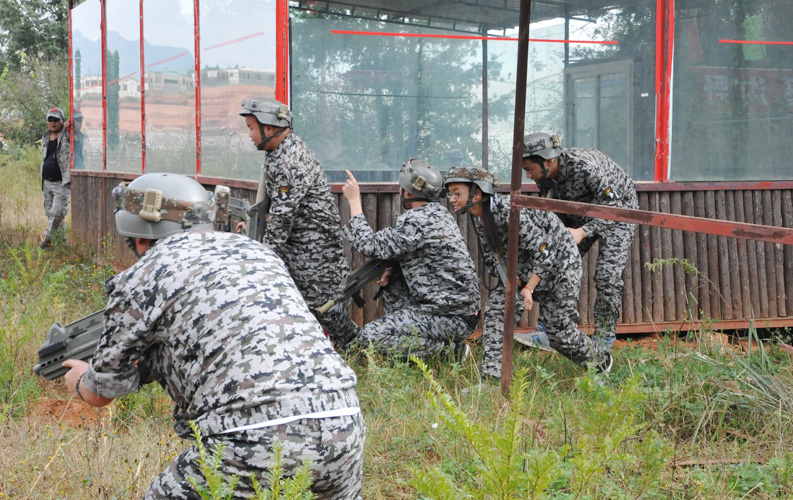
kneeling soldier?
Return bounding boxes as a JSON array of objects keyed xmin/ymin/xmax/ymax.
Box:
[
  {"xmin": 63, "ymin": 173, "xmax": 365, "ymax": 500},
  {"xmin": 444, "ymin": 165, "xmax": 612, "ymax": 379}
]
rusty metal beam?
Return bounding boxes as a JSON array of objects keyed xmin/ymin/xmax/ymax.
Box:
[
  {"xmin": 511, "ymin": 195, "xmax": 793, "ymax": 246},
  {"xmin": 502, "ymin": 0, "xmax": 532, "ymax": 395}
]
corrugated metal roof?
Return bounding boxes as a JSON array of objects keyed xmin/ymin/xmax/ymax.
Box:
[{"xmin": 289, "ymin": 0, "xmax": 628, "ymax": 34}]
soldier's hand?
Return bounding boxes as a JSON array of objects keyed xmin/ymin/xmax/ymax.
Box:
[
  {"xmin": 343, "ymin": 170, "xmax": 363, "ymax": 217},
  {"xmin": 236, "ymin": 221, "xmax": 247, "ymax": 234},
  {"xmin": 568, "ymin": 227, "xmax": 587, "ymax": 245},
  {"xmin": 62, "ymin": 359, "xmax": 115, "ymax": 407},
  {"xmin": 375, "ymin": 268, "xmax": 392, "ymax": 287},
  {"xmin": 520, "ymin": 287, "xmax": 534, "ymax": 311}
]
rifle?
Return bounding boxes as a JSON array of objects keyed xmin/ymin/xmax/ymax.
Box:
[
  {"xmin": 228, "ymin": 196, "xmax": 270, "ymax": 242},
  {"xmin": 316, "ymin": 258, "xmax": 396, "ymax": 315},
  {"xmin": 33, "ymin": 309, "xmax": 104, "ymax": 380}
]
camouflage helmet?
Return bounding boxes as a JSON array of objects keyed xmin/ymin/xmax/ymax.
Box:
[
  {"xmin": 523, "ymin": 132, "xmax": 562, "ymax": 160},
  {"xmin": 398, "ymin": 158, "xmax": 445, "ymax": 201},
  {"xmin": 113, "ymin": 173, "xmax": 228, "ymax": 240},
  {"xmin": 444, "ymin": 165, "xmax": 498, "ymax": 196},
  {"xmin": 239, "ymin": 97, "xmax": 292, "ymax": 128}
]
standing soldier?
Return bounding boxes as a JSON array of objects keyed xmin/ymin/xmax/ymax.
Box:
[
  {"xmin": 239, "ymin": 98, "xmax": 359, "ymax": 348},
  {"xmin": 444, "ymin": 166, "xmax": 612, "ymax": 379},
  {"xmin": 63, "ymin": 173, "xmax": 365, "ymax": 500},
  {"xmin": 39, "ymin": 107, "xmax": 71, "ymax": 248},
  {"xmin": 522, "ymin": 133, "xmax": 638, "ymax": 351},
  {"xmin": 341, "ymin": 159, "xmax": 481, "ymax": 359}
]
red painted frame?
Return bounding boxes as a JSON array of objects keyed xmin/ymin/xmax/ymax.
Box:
[
  {"xmin": 193, "ymin": 0, "xmax": 202, "ymax": 175},
  {"xmin": 139, "ymin": 0, "xmax": 147, "ymax": 172},
  {"xmin": 276, "ymin": 0, "xmax": 290, "ymax": 104}
]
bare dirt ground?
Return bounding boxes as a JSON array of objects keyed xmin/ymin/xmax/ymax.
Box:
[{"xmin": 29, "ymin": 397, "xmax": 108, "ymax": 428}]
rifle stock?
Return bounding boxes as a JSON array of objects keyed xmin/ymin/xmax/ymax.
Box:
[
  {"xmin": 316, "ymin": 258, "xmax": 395, "ymax": 315},
  {"xmin": 33, "ymin": 309, "xmax": 105, "ymax": 380}
]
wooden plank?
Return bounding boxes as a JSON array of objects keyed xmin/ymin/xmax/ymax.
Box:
[
  {"xmin": 705, "ymin": 191, "xmax": 722, "ymax": 320},
  {"xmin": 361, "ymin": 193, "xmax": 379, "ymax": 325},
  {"xmin": 783, "ymin": 191, "xmax": 793, "ymax": 316},
  {"xmin": 725, "ymin": 192, "xmax": 743, "ymax": 320},
  {"xmin": 621, "ymin": 224, "xmax": 635, "ymax": 324},
  {"xmin": 649, "ymin": 193, "xmax": 664, "ymax": 322},
  {"xmin": 659, "ymin": 193, "xmax": 675, "ymax": 321},
  {"xmin": 681, "ymin": 191, "xmax": 699, "ymax": 321},
  {"xmin": 761, "ymin": 190, "xmax": 778, "ymax": 318},
  {"xmin": 741, "ymin": 191, "xmax": 761, "ymax": 320},
  {"xmin": 578, "ymin": 240, "xmax": 590, "ymax": 325},
  {"xmin": 732, "ymin": 192, "xmax": 752, "ymax": 320},
  {"xmin": 588, "ymin": 240, "xmax": 599, "ymax": 326},
  {"xmin": 715, "ymin": 191, "xmax": 734, "ymax": 320},
  {"xmin": 670, "ymin": 192, "xmax": 687, "ymax": 321},
  {"xmin": 772, "ymin": 190, "xmax": 786, "ymax": 317},
  {"xmin": 630, "ymin": 212, "xmax": 643, "ymax": 322},
  {"xmin": 375, "ymin": 192, "xmax": 394, "ymax": 319},
  {"xmin": 639, "ymin": 193, "xmax": 653, "ymax": 322},
  {"xmin": 750, "ymin": 191, "xmax": 770, "ymax": 318},
  {"xmin": 694, "ymin": 191, "xmax": 710, "ymax": 321}
]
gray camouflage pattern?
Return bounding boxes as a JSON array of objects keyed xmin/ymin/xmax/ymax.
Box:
[
  {"xmin": 536, "ymin": 148, "xmax": 638, "ymax": 347},
  {"xmin": 345, "ymin": 203, "xmax": 481, "ymax": 357},
  {"xmin": 262, "ymin": 131, "xmax": 359, "ymax": 347},
  {"xmin": 40, "ymin": 128, "xmax": 71, "ymax": 185},
  {"xmin": 145, "ymin": 413, "xmax": 365, "ymax": 500},
  {"xmin": 42, "ymin": 180, "xmax": 70, "ymax": 239},
  {"xmin": 474, "ymin": 194, "xmax": 608, "ymax": 378},
  {"xmin": 80, "ymin": 230, "xmax": 364, "ymax": 497}
]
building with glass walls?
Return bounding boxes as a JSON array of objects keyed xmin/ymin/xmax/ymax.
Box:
[{"xmin": 68, "ymin": 0, "xmax": 793, "ymax": 333}]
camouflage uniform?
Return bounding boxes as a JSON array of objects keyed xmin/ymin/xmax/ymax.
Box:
[
  {"xmin": 345, "ymin": 203, "xmax": 481, "ymax": 357},
  {"xmin": 262, "ymin": 131, "xmax": 359, "ymax": 348},
  {"xmin": 536, "ymin": 148, "xmax": 638, "ymax": 349},
  {"xmin": 474, "ymin": 194, "xmax": 609, "ymax": 378},
  {"xmin": 40, "ymin": 128, "xmax": 71, "ymax": 240},
  {"xmin": 80, "ymin": 231, "xmax": 365, "ymax": 500}
]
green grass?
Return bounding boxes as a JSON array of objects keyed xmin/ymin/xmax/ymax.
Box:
[{"xmin": 2, "ymin": 146, "xmax": 793, "ymax": 498}]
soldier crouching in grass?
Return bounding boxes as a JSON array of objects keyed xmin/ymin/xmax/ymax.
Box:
[
  {"xmin": 62, "ymin": 173, "xmax": 365, "ymax": 500},
  {"xmin": 443, "ymin": 166, "xmax": 612, "ymax": 380},
  {"xmin": 341, "ymin": 159, "xmax": 481, "ymax": 360}
]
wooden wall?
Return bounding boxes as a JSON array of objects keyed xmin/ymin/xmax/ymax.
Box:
[{"xmin": 71, "ymin": 171, "xmax": 793, "ymax": 333}]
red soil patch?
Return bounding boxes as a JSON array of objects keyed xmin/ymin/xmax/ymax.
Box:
[{"xmin": 29, "ymin": 397, "xmax": 108, "ymax": 428}]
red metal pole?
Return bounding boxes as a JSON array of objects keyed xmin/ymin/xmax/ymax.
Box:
[
  {"xmin": 140, "ymin": 0, "xmax": 146, "ymax": 173},
  {"xmin": 193, "ymin": 0, "xmax": 201, "ymax": 175},
  {"xmin": 502, "ymin": 0, "xmax": 532, "ymax": 395},
  {"xmin": 276, "ymin": 0, "xmax": 289, "ymax": 104},
  {"xmin": 511, "ymin": 195, "xmax": 793, "ymax": 246},
  {"xmin": 100, "ymin": 0, "xmax": 107, "ymax": 173},
  {"xmin": 653, "ymin": 0, "xmax": 673, "ymax": 182},
  {"xmin": 68, "ymin": 0, "xmax": 74, "ymax": 171}
]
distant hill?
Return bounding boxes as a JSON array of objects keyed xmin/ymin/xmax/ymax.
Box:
[{"xmin": 73, "ymin": 30, "xmax": 194, "ymax": 77}]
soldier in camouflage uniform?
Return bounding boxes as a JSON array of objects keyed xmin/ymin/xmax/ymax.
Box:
[
  {"xmin": 444, "ymin": 166, "xmax": 611, "ymax": 379},
  {"xmin": 39, "ymin": 107, "xmax": 71, "ymax": 248},
  {"xmin": 239, "ymin": 98, "xmax": 359, "ymax": 348},
  {"xmin": 523, "ymin": 133, "xmax": 638, "ymax": 351},
  {"xmin": 341, "ymin": 160, "xmax": 481, "ymax": 359},
  {"xmin": 63, "ymin": 174, "xmax": 365, "ymax": 500}
]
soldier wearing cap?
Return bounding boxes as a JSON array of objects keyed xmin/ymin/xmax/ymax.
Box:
[
  {"xmin": 62, "ymin": 173, "xmax": 365, "ymax": 500},
  {"xmin": 341, "ymin": 161, "xmax": 481, "ymax": 359},
  {"xmin": 239, "ymin": 97, "xmax": 359, "ymax": 349},
  {"xmin": 522, "ymin": 133, "xmax": 638, "ymax": 351},
  {"xmin": 39, "ymin": 107, "xmax": 71, "ymax": 248},
  {"xmin": 444, "ymin": 166, "xmax": 612, "ymax": 379}
]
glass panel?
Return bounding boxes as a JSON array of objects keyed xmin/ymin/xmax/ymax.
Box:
[
  {"xmin": 71, "ymin": 0, "xmax": 103, "ymax": 171},
  {"xmin": 671, "ymin": 1, "xmax": 793, "ymax": 181},
  {"xmin": 142, "ymin": 0, "xmax": 196, "ymax": 174},
  {"xmin": 598, "ymin": 72, "xmax": 630, "ymax": 169},
  {"xmin": 488, "ymin": 2, "xmax": 656, "ymax": 181},
  {"xmin": 572, "ymin": 76, "xmax": 597, "ymax": 149},
  {"xmin": 199, "ymin": 0, "xmax": 277, "ymax": 180},
  {"xmin": 106, "ymin": 0, "xmax": 143, "ymax": 173},
  {"xmin": 290, "ymin": 17, "xmax": 484, "ymax": 183}
]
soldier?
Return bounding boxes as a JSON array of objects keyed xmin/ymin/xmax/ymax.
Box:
[
  {"xmin": 444, "ymin": 166, "xmax": 612, "ymax": 379},
  {"xmin": 39, "ymin": 107, "xmax": 71, "ymax": 248},
  {"xmin": 62, "ymin": 174, "xmax": 365, "ymax": 500},
  {"xmin": 522, "ymin": 133, "xmax": 638, "ymax": 351},
  {"xmin": 341, "ymin": 160, "xmax": 481, "ymax": 359},
  {"xmin": 239, "ymin": 97, "xmax": 359, "ymax": 348}
]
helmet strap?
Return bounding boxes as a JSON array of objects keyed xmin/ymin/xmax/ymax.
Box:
[
  {"xmin": 256, "ymin": 124, "xmax": 287, "ymax": 151},
  {"xmin": 539, "ymin": 158, "xmax": 552, "ymax": 183},
  {"xmin": 124, "ymin": 236, "xmax": 141, "ymax": 259},
  {"xmin": 454, "ymin": 184, "xmax": 478, "ymax": 215}
]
